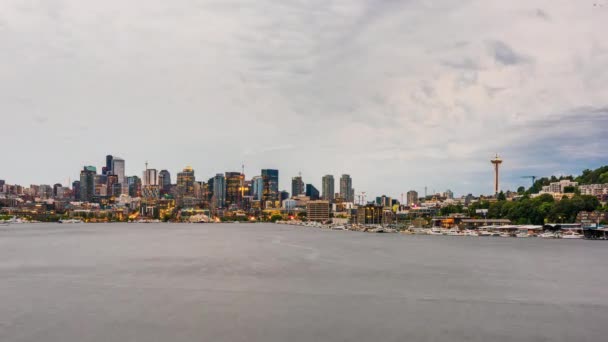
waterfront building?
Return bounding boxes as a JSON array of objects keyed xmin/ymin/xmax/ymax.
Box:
[
  {"xmin": 355, "ymin": 204, "xmax": 384, "ymax": 225},
  {"xmin": 225, "ymin": 172, "xmax": 243, "ymax": 209},
  {"xmin": 407, "ymin": 190, "xmax": 418, "ymax": 206},
  {"xmin": 340, "ymin": 174, "xmax": 354, "ymax": 202},
  {"xmin": 177, "ymin": 166, "xmax": 195, "ymax": 196},
  {"xmin": 262, "ymin": 169, "xmax": 279, "ymax": 207},
  {"xmin": 541, "ymin": 180, "xmax": 579, "ymax": 194},
  {"xmin": 307, "ymin": 200, "xmax": 330, "ymax": 222},
  {"xmin": 79, "ymin": 166, "xmax": 97, "ymax": 202},
  {"xmin": 213, "ymin": 173, "xmax": 226, "ymax": 208},
  {"xmin": 322, "ymin": 175, "xmax": 335, "ymax": 202},
  {"xmin": 305, "ymin": 184, "xmax": 320, "ymax": 200},
  {"xmin": 291, "ymin": 176, "xmax": 305, "ymax": 197}
]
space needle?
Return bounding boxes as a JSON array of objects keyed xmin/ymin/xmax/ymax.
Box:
[{"xmin": 491, "ymin": 154, "xmax": 503, "ymax": 195}]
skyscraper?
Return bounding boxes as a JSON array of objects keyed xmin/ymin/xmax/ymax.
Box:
[
  {"xmin": 213, "ymin": 173, "xmax": 226, "ymax": 208},
  {"xmin": 72, "ymin": 180, "xmax": 81, "ymax": 201},
  {"xmin": 143, "ymin": 168, "xmax": 158, "ymax": 186},
  {"xmin": 127, "ymin": 176, "xmax": 142, "ymax": 197},
  {"xmin": 158, "ymin": 170, "xmax": 171, "ymax": 192},
  {"xmin": 291, "ymin": 176, "xmax": 304, "ymax": 197},
  {"xmin": 406, "ymin": 190, "xmax": 418, "ymax": 206},
  {"xmin": 105, "ymin": 155, "xmax": 113, "ymax": 175},
  {"xmin": 322, "ymin": 175, "xmax": 335, "ymax": 202},
  {"xmin": 305, "ymin": 184, "xmax": 320, "ymax": 200},
  {"xmin": 79, "ymin": 166, "xmax": 97, "ymax": 202},
  {"xmin": 225, "ymin": 172, "xmax": 242, "ymax": 209},
  {"xmin": 177, "ymin": 166, "xmax": 195, "ymax": 196},
  {"xmin": 112, "ymin": 157, "xmax": 125, "ymax": 185},
  {"xmin": 339, "ymin": 174, "xmax": 353, "ymax": 202},
  {"xmin": 251, "ymin": 176, "xmax": 263, "ymax": 201},
  {"xmin": 261, "ymin": 169, "xmax": 279, "ymax": 206}
]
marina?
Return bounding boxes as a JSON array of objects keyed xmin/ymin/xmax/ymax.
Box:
[{"xmin": 1, "ymin": 222, "xmax": 607, "ymax": 342}]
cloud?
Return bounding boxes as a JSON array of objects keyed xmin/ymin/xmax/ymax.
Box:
[{"xmin": 0, "ymin": 0, "xmax": 607, "ymax": 197}]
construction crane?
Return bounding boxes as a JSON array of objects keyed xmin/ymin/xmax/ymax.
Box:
[{"xmin": 521, "ymin": 176, "xmax": 537, "ymax": 187}]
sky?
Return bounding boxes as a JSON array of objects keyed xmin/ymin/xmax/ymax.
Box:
[{"xmin": 1, "ymin": 0, "xmax": 607, "ymax": 198}]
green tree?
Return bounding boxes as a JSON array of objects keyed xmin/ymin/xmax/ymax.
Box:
[
  {"xmin": 517, "ymin": 186, "xmax": 526, "ymax": 195},
  {"xmin": 497, "ymin": 191, "xmax": 506, "ymax": 201},
  {"xmin": 270, "ymin": 214, "xmax": 283, "ymax": 222}
]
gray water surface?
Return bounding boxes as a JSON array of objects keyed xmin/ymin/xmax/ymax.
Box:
[{"xmin": 1, "ymin": 223, "xmax": 607, "ymax": 342}]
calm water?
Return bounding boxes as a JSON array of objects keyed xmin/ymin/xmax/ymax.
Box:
[{"xmin": 1, "ymin": 223, "xmax": 607, "ymax": 342}]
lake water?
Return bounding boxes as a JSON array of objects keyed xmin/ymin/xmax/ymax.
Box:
[{"xmin": 1, "ymin": 223, "xmax": 607, "ymax": 342}]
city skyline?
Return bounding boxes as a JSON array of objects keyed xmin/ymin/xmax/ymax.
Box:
[{"xmin": 1, "ymin": 1, "xmax": 607, "ymax": 196}]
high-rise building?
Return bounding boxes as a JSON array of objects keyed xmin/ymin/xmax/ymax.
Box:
[
  {"xmin": 306, "ymin": 184, "xmax": 320, "ymax": 200},
  {"xmin": 112, "ymin": 157, "xmax": 125, "ymax": 185},
  {"xmin": 127, "ymin": 176, "xmax": 142, "ymax": 197},
  {"xmin": 444, "ymin": 189, "xmax": 454, "ymax": 199},
  {"xmin": 105, "ymin": 155, "xmax": 113, "ymax": 175},
  {"xmin": 158, "ymin": 170, "xmax": 171, "ymax": 192},
  {"xmin": 406, "ymin": 190, "xmax": 418, "ymax": 206},
  {"xmin": 339, "ymin": 174, "xmax": 354, "ymax": 202},
  {"xmin": 213, "ymin": 173, "xmax": 226, "ymax": 208},
  {"xmin": 322, "ymin": 175, "xmax": 335, "ymax": 202},
  {"xmin": 251, "ymin": 176, "xmax": 263, "ymax": 201},
  {"xmin": 53, "ymin": 183, "xmax": 62, "ymax": 197},
  {"xmin": 225, "ymin": 172, "xmax": 242, "ymax": 209},
  {"xmin": 177, "ymin": 166, "xmax": 195, "ymax": 196},
  {"xmin": 262, "ymin": 169, "xmax": 279, "ymax": 206},
  {"xmin": 106, "ymin": 174, "xmax": 118, "ymax": 197},
  {"xmin": 291, "ymin": 176, "xmax": 305, "ymax": 197},
  {"xmin": 72, "ymin": 180, "xmax": 81, "ymax": 200},
  {"xmin": 143, "ymin": 168, "xmax": 158, "ymax": 186},
  {"xmin": 79, "ymin": 166, "xmax": 97, "ymax": 202}
]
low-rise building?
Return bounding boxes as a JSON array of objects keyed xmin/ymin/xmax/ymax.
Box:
[{"xmin": 307, "ymin": 200, "xmax": 330, "ymax": 222}]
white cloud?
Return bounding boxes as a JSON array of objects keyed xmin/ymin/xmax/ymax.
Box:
[{"xmin": 0, "ymin": 0, "xmax": 607, "ymax": 197}]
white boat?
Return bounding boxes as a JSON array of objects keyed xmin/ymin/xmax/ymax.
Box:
[
  {"xmin": 464, "ymin": 230, "xmax": 479, "ymax": 237},
  {"xmin": 516, "ymin": 232, "xmax": 529, "ymax": 238},
  {"xmin": 428, "ymin": 228, "xmax": 443, "ymax": 235},
  {"xmin": 562, "ymin": 232, "xmax": 583, "ymax": 239},
  {"xmin": 59, "ymin": 219, "xmax": 83, "ymax": 224},
  {"xmin": 478, "ymin": 230, "xmax": 493, "ymax": 237},
  {"xmin": 499, "ymin": 232, "xmax": 511, "ymax": 238},
  {"xmin": 539, "ymin": 232, "xmax": 557, "ymax": 239},
  {"xmin": 447, "ymin": 229, "xmax": 463, "ymax": 236}
]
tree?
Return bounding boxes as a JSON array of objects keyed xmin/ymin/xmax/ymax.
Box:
[
  {"xmin": 270, "ymin": 214, "xmax": 283, "ymax": 222},
  {"xmin": 517, "ymin": 186, "xmax": 526, "ymax": 195},
  {"xmin": 497, "ymin": 191, "xmax": 506, "ymax": 201}
]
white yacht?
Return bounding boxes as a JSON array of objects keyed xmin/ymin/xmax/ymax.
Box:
[
  {"xmin": 561, "ymin": 231, "xmax": 583, "ymax": 239},
  {"xmin": 516, "ymin": 232, "xmax": 529, "ymax": 238},
  {"xmin": 539, "ymin": 231, "xmax": 557, "ymax": 239},
  {"xmin": 478, "ymin": 230, "xmax": 493, "ymax": 237},
  {"xmin": 464, "ymin": 230, "xmax": 479, "ymax": 237},
  {"xmin": 59, "ymin": 219, "xmax": 84, "ymax": 224}
]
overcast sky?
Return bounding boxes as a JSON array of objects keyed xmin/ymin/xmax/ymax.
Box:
[{"xmin": 1, "ymin": 0, "xmax": 607, "ymax": 198}]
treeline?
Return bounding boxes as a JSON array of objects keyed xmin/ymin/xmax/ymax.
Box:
[
  {"xmin": 529, "ymin": 165, "xmax": 608, "ymax": 194},
  {"xmin": 440, "ymin": 194, "xmax": 606, "ymax": 225}
]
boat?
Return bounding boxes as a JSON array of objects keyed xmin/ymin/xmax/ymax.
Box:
[
  {"xmin": 539, "ymin": 231, "xmax": 557, "ymax": 239},
  {"xmin": 447, "ymin": 229, "xmax": 463, "ymax": 236},
  {"xmin": 59, "ymin": 219, "xmax": 84, "ymax": 224},
  {"xmin": 464, "ymin": 230, "xmax": 479, "ymax": 237},
  {"xmin": 478, "ymin": 230, "xmax": 493, "ymax": 237},
  {"xmin": 562, "ymin": 232, "xmax": 583, "ymax": 239},
  {"xmin": 428, "ymin": 228, "xmax": 443, "ymax": 235},
  {"xmin": 499, "ymin": 232, "xmax": 511, "ymax": 238},
  {"xmin": 516, "ymin": 232, "xmax": 529, "ymax": 238}
]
